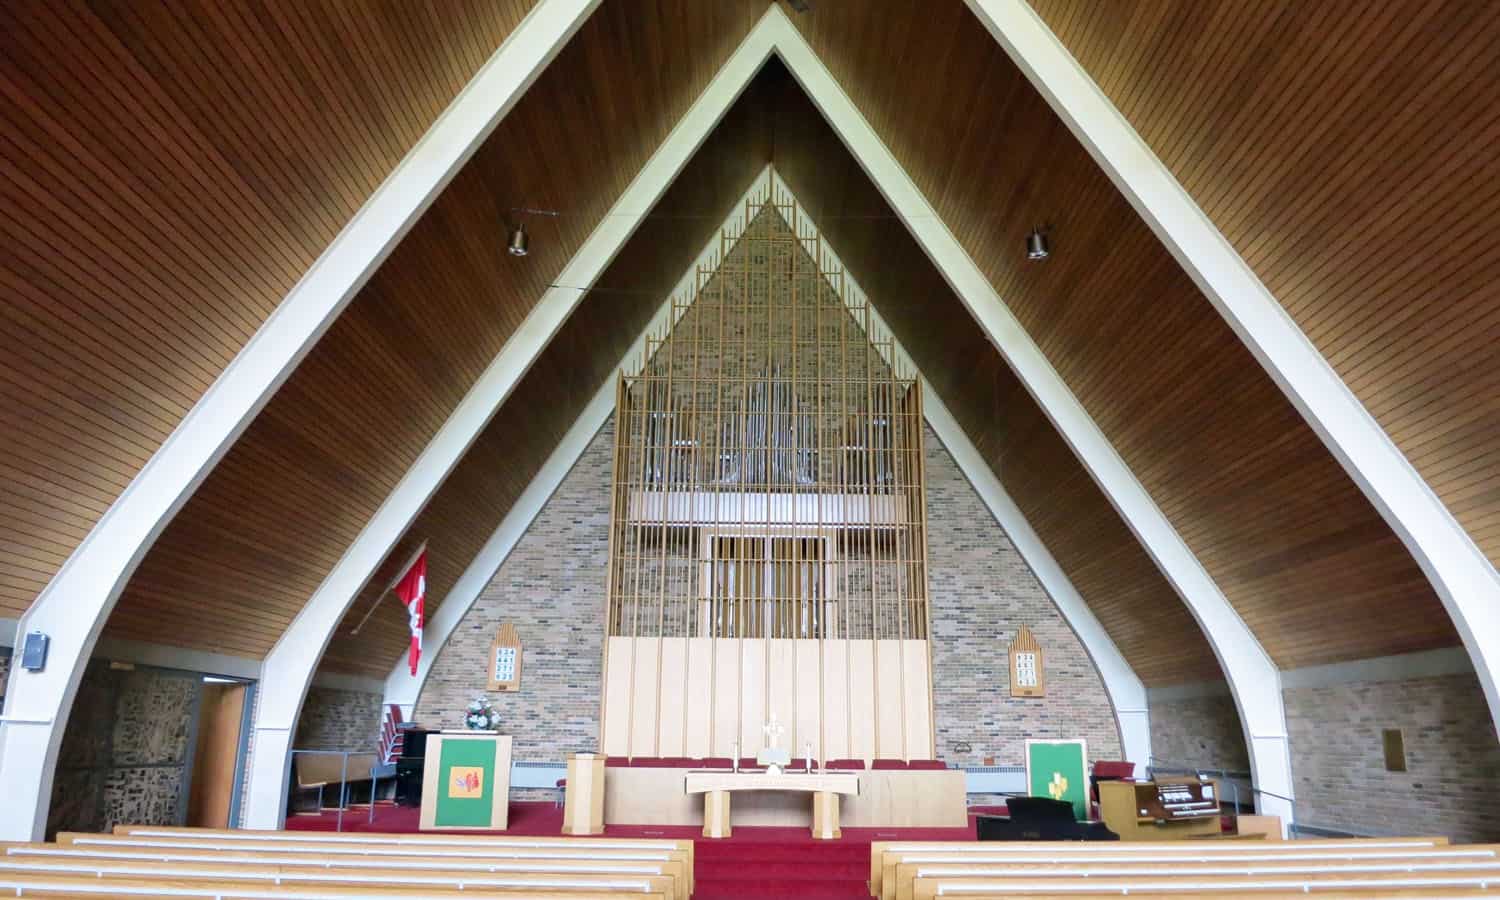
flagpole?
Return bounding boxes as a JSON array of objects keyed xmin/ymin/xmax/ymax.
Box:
[{"xmin": 349, "ymin": 540, "xmax": 428, "ymax": 635}]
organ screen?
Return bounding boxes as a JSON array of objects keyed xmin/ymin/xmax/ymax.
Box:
[{"xmin": 597, "ymin": 187, "xmax": 934, "ymax": 761}]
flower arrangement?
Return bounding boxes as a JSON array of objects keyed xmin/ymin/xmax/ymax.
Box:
[{"xmin": 465, "ymin": 696, "xmax": 499, "ymax": 731}]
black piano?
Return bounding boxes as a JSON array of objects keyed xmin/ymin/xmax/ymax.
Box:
[
  {"xmin": 394, "ymin": 726, "xmax": 434, "ymax": 806},
  {"xmin": 976, "ymin": 796, "xmax": 1119, "ymax": 841}
]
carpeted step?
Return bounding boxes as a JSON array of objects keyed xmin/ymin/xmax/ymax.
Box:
[
  {"xmin": 694, "ymin": 877, "xmax": 872, "ymax": 899},
  {"xmin": 697, "ymin": 859, "xmax": 867, "ymax": 880}
]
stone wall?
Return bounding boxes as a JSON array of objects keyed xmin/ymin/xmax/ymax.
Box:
[
  {"xmin": 418, "ymin": 414, "xmax": 1124, "ymax": 771},
  {"xmin": 294, "ymin": 686, "xmax": 383, "ymax": 753},
  {"xmin": 48, "ymin": 662, "xmax": 201, "ymax": 836},
  {"xmin": 1147, "ymin": 690, "xmax": 1250, "ymax": 773},
  {"xmin": 1285, "ymin": 672, "xmax": 1500, "ymax": 842},
  {"xmin": 925, "ymin": 425, "xmax": 1121, "ymax": 766}
]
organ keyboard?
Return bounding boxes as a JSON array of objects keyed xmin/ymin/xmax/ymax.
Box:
[{"xmin": 1098, "ymin": 778, "xmax": 1229, "ymax": 840}]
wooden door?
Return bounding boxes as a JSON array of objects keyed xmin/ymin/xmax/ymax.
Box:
[{"xmin": 187, "ymin": 682, "xmax": 246, "ymax": 828}]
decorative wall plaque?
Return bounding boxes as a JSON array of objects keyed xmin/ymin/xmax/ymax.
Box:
[
  {"xmin": 487, "ymin": 623, "xmax": 523, "ymax": 692},
  {"xmin": 1008, "ymin": 625, "xmax": 1045, "ymax": 698}
]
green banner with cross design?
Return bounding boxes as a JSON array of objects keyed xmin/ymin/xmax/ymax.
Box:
[{"xmin": 1025, "ymin": 739, "xmax": 1089, "ymax": 820}]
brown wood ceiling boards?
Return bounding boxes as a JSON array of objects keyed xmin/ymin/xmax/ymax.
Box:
[
  {"xmin": 1029, "ymin": 0, "xmax": 1500, "ymax": 572},
  {"xmin": 784, "ymin": 0, "xmax": 1455, "ymax": 669},
  {"xmin": 0, "ymin": 0, "xmax": 535, "ymax": 617},
  {"xmin": 321, "ymin": 71, "xmax": 775, "ymax": 677},
  {"xmin": 765, "ymin": 61, "xmax": 1223, "ymax": 684},
  {"xmin": 101, "ymin": 1, "xmax": 769, "ymax": 658}
]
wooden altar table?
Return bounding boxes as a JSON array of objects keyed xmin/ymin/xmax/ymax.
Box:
[{"xmin": 684, "ymin": 771, "xmax": 860, "ymax": 839}]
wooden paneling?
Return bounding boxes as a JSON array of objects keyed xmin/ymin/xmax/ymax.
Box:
[
  {"xmin": 0, "ymin": 0, "xmax": 536, "ymax": 617},
  {"xmin": 766, "ymin": 63, "xmax": 1222, "ymax": 684},
  {"xmin": 317, "ymin": 69, "xmax": 774, "ymax": 677},
  {"xmin": 100, "ymin": 2, "xmax": 769, "ymax": 658},
  {"xmin": 1028, "ymin": 0, "xmax": 1500, "ymax": 571},
  {"xmin": 784, "ymin": 2, "xmax": 1454, "ymax": 669}
]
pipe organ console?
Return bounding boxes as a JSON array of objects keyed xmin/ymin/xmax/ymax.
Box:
[{"xmin": 1098, "ymin": 778, "xmax": 1228, "ymax": 840}]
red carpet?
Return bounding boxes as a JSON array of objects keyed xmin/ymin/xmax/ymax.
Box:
[{"xmin": 290, "ymin": 801, "xmax": 978, "ymax": 897}]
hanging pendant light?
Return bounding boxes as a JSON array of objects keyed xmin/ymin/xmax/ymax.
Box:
[
  {"xmin": 507, "ymin": 222, "xmax": 529, "ymax": 257},
  {"xmin": 1026, "ymin": 227, "xmax": 1049, "ymax": 261}
]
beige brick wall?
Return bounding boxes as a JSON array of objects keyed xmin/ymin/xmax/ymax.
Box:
[
  {"xmin": 924, "ymin": 425, "xmax": 1121, "ymax": 766},
  {"xmin": 294, "ymin": 686, "xmax": 383, "ymax": 753},
  {"xmin": 1285, "ymin": 672, "xmax": 1500, "ymax": 842},
  {"xmin": 1148, "ymin": 691, "xmax": 1250, "ymax": 773},
  {"xmin": 416, "ymin": 413, "xmax": 1124, "ymax": 768}
]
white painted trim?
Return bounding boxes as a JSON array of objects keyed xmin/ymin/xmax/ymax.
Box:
[
  {"xmin": 924, "ymin": 395, "xmax": 1152, "ymax": 767},
  {"xmin": 1280, "ymin": 647, "xmax": 1475, "ymax": 690},
  {"xmin": 240, "ymin": 21, "xmax": 782, "ymax": 828},
  {"xmin": 966, "ymin": 0, "xmax": 1500, "ymax": 738},
  {"xmin": 0, "ymin": 0, "xmax": 598, "ymax": 842},
  {"xmin": 768, "ymin": 169, "xmax": 1151, "ymax": 768},
  {"xmin": 765, "ymin": 7, "xmax": 1291, "ymax": 821},
  {"xmin": 384, "ymin": 166, "xmax": 776, "ymax": 712}
]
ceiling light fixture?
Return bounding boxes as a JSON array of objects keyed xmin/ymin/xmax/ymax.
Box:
[
  {"xmin": 1026, "ymin": 226, "xmax": 1050, "ymax": 261},
  {"xmin": 507, "ymin": 222, "xmax": 529, "ymax": 257}
]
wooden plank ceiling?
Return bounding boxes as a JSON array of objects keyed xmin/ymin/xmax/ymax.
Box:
[
  {"xmin": 0, "ymin": 0, "xmax": 536, "ymax": 618},
  {"xmin": 765, "ymin": 60, "xmax": 1223, "ymax": 685},
  {"xmin": 1029, "ymin": 0, "xmax": 1500, "ymax": 573},
  {"xmin": 320, "ymin": 71, "xmax": 775, "ymax": 677},
  {"xmin": 100, "ymin": 1, "xmax": 770, "ymax": 658},
  {"xmin": 784, "ymin": 1, "xmax": 1457, "ymax": 670}
]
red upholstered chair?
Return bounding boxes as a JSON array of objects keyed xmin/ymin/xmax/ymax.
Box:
[
  {"xmin": 825, "ymin": 758, "xmax": 866, "ymax": 770},
  {"xmin": 700, "ymin": 757, "xmax": 734, "ymax": 769},
  {"xmin": 736, "ymin": 757, "xmax": 763, "ymax": 770},
  {"xmin": 1090, "ymin": 760, "xmax": 1137, "ymax": 809},
  {"xmin": 605, "ymin": 757, "xmax": 630, "ymax": 768},
  {"xmin": 871, "ymin": 759, "xmax": 908, "ymax": 770},
  {"xmin": 1092, "ymin": 761, "xmax": 1136, "ymax": 779},
  {"xmin": 906, "ymin": 759, "xmax": 948, "ymax": 770},
  {"xmin": 635, "ymin": 756, "xmax": 693, "ymax": 768}
]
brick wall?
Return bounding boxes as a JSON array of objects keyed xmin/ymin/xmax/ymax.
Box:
[
  {"xmin": 49, "ymin": 662, "xmax": 202, "ymax": 837},
  {"xmin": 294, "ymin": 686, "xmax": 383, "ymax": 753},
  {"xmin": 418, "ymin": 414, "xmax": 1124, "ymax": 770},
  {"xmin": 1286, "ymin": 672, "xmax": 1500, "ymax": 843},
  {"xmin": 925, "ymin": 425, "xmax": 1121, "ymax": 767},
  {"xmin": 1148, "ymin": 690, "xmax": 1250, "ymax": 773}
]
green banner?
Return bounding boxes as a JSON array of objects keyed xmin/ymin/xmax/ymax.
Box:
[
  {"xmin": 1026, "ymin": 740, "xmax": 1088, "ymax": 820},
  {"xmin": 433, "ymin": 738, "xmax": 497, "ymax": 828}
]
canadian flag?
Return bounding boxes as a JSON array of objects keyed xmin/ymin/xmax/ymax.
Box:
[{"xmin": 393, "ymin": 550, "xmax": 426, "ymax": 676}]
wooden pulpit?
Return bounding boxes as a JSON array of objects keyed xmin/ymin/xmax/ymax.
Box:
[{"xmin": 419, "ymin": 731, "xmax": 512, "ymax": 830}]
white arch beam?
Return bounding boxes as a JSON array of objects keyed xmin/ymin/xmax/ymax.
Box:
[
  {"xmin": 779, "ymin": 170, "xmax": 1152, "ymax": 767},
  {"xmin": 389, "ymin": 167, "xmax": 1152, "ymax": 768},
  {"xmin": 239, "ymin": 25, "xmax": 781, "ymax": 828},
  {"xmin": 766, "ymin": 9, "xmax": 1294, "ymax": 821},
  {"xmin": 0, "ymin": 0, "xmax": 597, "ymax": 843},
  {"xmin": 250, "ymin": 5, "xmax": 1282, "ymax": 826},
  {"xmin": 966, "ymin": 0, "xmax": 1500, "ymax": 735},
  {"xmin": 384, "ymin": 166, "xmax": 777, "ymax": 715}
]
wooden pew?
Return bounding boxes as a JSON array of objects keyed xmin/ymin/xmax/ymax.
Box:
[
  {"xmin": 0, "ymin": 875, "xmax": 666, "ymax": 898},
  {"xmin": 1, "ymin": 846, "xmax": 690, "ymax": 900},
  {"xmin": 870, "ymin": 838, "xmax": 1453, "ymax": 900},
  {"xmin": 86, "ymin": 828, "xmax": 695, "ymax": 894},
  {"xmin": 0, "ymin": 854, "xmax": 683, "ymax": 900},
  {"xmin": 911, "ymin": 871, "xmax": 1500, "ymax": 899},
  {"xmin": 894, "ymin": 853, "xmax": 1500, "ymax": 900}
]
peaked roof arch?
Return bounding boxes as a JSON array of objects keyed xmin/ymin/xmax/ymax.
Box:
[{"xmin": 3, "ymin": 0, "xmax": 1497, "ymax": 839}]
